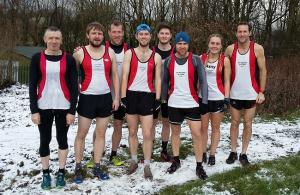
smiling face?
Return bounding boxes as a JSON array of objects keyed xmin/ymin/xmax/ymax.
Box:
[
  {"xmin": 136, "ymin": 30, "xmax": 151, "ymax": 47},
  {"xmin": 157, "ymin": 28, "xmax": 172, "ymax": 45},
  {"xmin": 44, "ymin": 30, "xmax": 62, "ymax": 52},
  {"xmin": 86, "ymin": 28, "xmax": 104, "ymax": 47},
  {"xmin": 208, "ymin": 36, "xmax": 222, "ymax": 55},
  {"xmin": 236, "ymin": 24, "xmax": 251, "ymax": 44},
  {"xmin": 175, "ymin": 41, "xmax": 189, "ymax": 56},
  {"xmin": 108, "ymin": 24, "xmax": 124, "ymax": 45}
]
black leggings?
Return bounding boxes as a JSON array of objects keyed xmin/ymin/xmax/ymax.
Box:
[{"xmin": 38, "ymin": 109, "xmax": 69, "ymax": 157}]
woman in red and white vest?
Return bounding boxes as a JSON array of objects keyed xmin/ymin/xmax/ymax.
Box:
[{"xmin": 199, "ymin": 34, "xmax": 231, "ymax": 166}]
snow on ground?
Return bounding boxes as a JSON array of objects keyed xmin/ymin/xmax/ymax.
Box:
[{"xmin": 0, "ymin": 84, "xmax": 299, "ymax": 194}]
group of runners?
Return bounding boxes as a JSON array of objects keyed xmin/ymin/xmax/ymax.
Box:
[{"xmin": 29, "ymin": 20, "xmax": 266, "ymax": 190}]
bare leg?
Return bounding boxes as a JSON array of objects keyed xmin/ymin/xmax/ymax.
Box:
[
  {"xmin": 41, "ymin": 156, "xmax": 50, "ymax": 170},
  {"xmin": 161, "ymin": 117, "xmax": 170, "ymax": 142},
  {"xmin": 170, "ymin": 124, "xmax": 181, "ymax": 156},
  {"xmin": 210, "ymin": 112, "xmax": 224, "ymax": 155},
  {"xmin": 112, "ymin": 119, "xmax": 123, "ymax": 152},
  {"xmin": 241, "ymin": 107, "xmax": 256, "ymax": 154},
  {"xmin": 152, "ymin": 118, "xmax": 158, "ymax": 141},
  {"xmin": 127, "ymin": 114, "xmax": 139, "ymax": 157},
  {"xmin": 187, "ymin": 120, "xmax": 203, "ymax": 162},
  {"xmin": 140, "ymin": 115, "xmax": 154, "ymax": 161},
  {"xmin": 200, "ymin": 114, "xmax": 210, "ymax": 153},
  {"xmin": 93, "ymin": 117, "xmax": 110, "ymax": 163},
  {"xmin": 230, "ymin": 107, "xmax": 241, "ymax": 152},
  {"xmin": 74, "ymin": 115, "xmax": 93, "ymax": 163},
  {"xmin": 58, "ymin": 149, "xmax": 68, "ymax": 169}
]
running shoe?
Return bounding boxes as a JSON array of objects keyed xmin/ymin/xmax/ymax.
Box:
[
  {"xmin": 86, "ymin": 159, "xmax": 94, "ymax": 169},
  {"xmin": 239, "ymin": 154, "xmax": 250, "ymax": 167},
  {"xmin": 127, "ymin": 160, "xmax": 138, "ymax": 175},
  {"xmin": 110, "ymin": 156, "xmax": 124, "ymax": 166},
  {"xmin": 226, "ymin": 152, "xmax": 238, "ymax": 164},
  {"xmin": 196, "ymin": 165, "xmax": 208, "ymax": 180},
  {"xmin": 93, "ymin": 166, "xmax": 109, "ymax": 180},
  {"xmin": 144, "ymin": 165, "xmax": 153, "ymax": 180},
  {"xmin": 74, "ymin": 167, "xmax": 83, "ymax": 184},
  {"xmin": 56, "ymin": 172, "xmax": 66, "ymax": 188},
  {"xmin": 207, "ymin": 155, "xmax": 216, "ymax": 165},
  {"xmin": 41, "ymin": 173, "xmax": 51, "ymax": 190},
  {"xmin": 167, "ymin": 160, "xmax": 181, "ymax": 174}
]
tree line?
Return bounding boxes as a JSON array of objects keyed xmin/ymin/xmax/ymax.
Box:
[{"xmin": 0, "ymin": 0, "xmax": 299, "ymax": 56}]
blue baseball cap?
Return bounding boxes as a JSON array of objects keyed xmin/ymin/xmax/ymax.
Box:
[
  {"xmin": 136, "ymin": 23, "xmax": 151, "ymax": 33},
  {"xmin": 175, "ymin": 32, "xmax": 190, "ymax": 44}
]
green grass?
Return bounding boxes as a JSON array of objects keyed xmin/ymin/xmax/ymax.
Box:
[{"xmin": 159, "ymin": 152, "xmax": 300, "ymax": 195}]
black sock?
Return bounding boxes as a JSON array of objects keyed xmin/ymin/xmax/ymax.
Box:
[
  {"xmin": 43, "ymin": 168, "xmax": 50, "ymax": 175},
  {"xmin": 196, "ymin": 162, "xmax": 203, "ymax": 167},
  {"xmin": 95, "ymin": 163, "xmax": 100, "ymax": 168},
  {"xmin": 75, "ymin": 163, "xmax": 81, "ymax": 169},
  {"xmin": 162, "ymin": 141, "xmax": 168, "ymax": 152},
  {"xmin": 173, "ymin": 156, "xmax": 180, "ymax": 163},
  {"xmin": 111, "ymin": 150, "xmax": 117, "ymax": 157},
  {"xmin": 59, "ymin": 168, "xmax": 65, "ymax": 175}
]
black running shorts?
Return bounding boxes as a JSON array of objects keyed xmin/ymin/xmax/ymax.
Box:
[
  {"xmin": 199, "ymin": 99, "xmax": 224, "ymax": 115},
  {"xmin": 113, "ymin": 106, "xmax": 126, "ymax": 120},
  {"xmin": 126, "ymin": 90, "xmax": 155, "ymax": 116},
  {"xmin": 77, "ymin": 93, "xmax": 112, "ymax": 119},
  {"xmin": 168, "ymin": 106, "xmax": 201, "ymax": 124},
  {"xmin": 153, "ymin": 102, "xmax": 168, "ymax": 119},
  {"xmin": 230, "ymin": 99, "xmax": 256, "ymax": 110}
]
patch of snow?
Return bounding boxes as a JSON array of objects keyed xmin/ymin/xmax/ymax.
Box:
[{"xmin": 0, "ymin": 84, "xmax": 299, "ymax": 194}]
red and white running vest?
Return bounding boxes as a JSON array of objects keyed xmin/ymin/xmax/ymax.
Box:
[
  {"xmin": 37, "ymin": 51, "xmax": 70, "ymax": 109},
  {"xmin": 201, "ymin": 53, "xmax": 225, "ymax": 100},
  {"xmin": 230, "ymin": 41, "xmax": 260, "ymax": 100},
  {"xmin": 127, "ymin": 48, "xmax": 155, "ymax": 93},
  {"xmin": 105, "ymin": 41, "xmax": 128, "ymax": 80},
  {"xmin": 80, "ymin": 46, "xmax": 112, "ymax": 95},
  {"xmin": 168, "ymin": 52, "xmax": 199, "ymax": 108}
]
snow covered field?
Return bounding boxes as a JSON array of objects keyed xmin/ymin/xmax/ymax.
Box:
[{"xmin": 0, "ymin": 84, "xmax": 299, "ymax": 194}]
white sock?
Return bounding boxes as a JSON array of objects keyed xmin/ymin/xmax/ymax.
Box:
[{"xmin": 131, "ymin": 155, "xmax": 138, "ymax": 163}]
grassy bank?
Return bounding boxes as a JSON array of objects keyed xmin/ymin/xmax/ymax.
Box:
[{"xmin": 159, "ymin": 152, "xmax": 300, "ymax": 195}]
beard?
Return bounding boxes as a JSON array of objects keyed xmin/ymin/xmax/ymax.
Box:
[
  {"xmin": 139, "ymin": 42, "xmax": 149, "ymax": 48},
  {"xmin": 89, "ymin": 40, "xmax": 102, "ymax": 48}
]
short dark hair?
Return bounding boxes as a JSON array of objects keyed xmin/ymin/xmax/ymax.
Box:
[
  {"xmin": 156, "ymin": 22, "xmax": 172, "ymax": 35},
  {"xmin": 109, "ymin": 20, "xmax": 124, "ymax": 31},
  {"xmin": 86, "ymin": 22, "xmax": 105, "ymax": 34},
  {"xmin": 44, "ymin": 26, "xmax": 61, "ymax": 38},
  {"xmin": 237, "ymin": 21, "xmax": 252, "ymax": 32}
]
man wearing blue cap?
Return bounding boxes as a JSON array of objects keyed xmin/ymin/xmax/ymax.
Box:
[
  {"xmin": 121, "ymin": 23, "xmax": 162, "ymax": 180},
  {"xmin": 161, "ymin": 31, "xmax": 209, "ymax": 179}
]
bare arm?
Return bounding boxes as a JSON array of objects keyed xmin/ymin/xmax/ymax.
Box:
[
  {"xmin": 255, "ymin": 43, "xmax": 267, "ymax": 104},
  {"xmin": 121, "ymin": 50, "xmax": 132, "ymax": 98},
  {"xmin": 223, "ymin": 56, "xmax": 231, "ymax": 98},
  {"xmin": 154, "ymin": 53, "xmax": 162, "ymax": 100},
  {"xmin": 109, "ymin": 48, "xmax": 120, "ymax": 100},
  {"xmin": 72, "ymin": 48, "xmax": 84, "ymax": 69},
  {"xmin": 255, "ymin": 44, "xmax": 267, "ymax": 93},
  {"xmin": 109, "ymin": 48, "xmax": 120, "ymax": 110},
  {"xmin": 224, "ymin": 44, "xmax": 234, "ymax": 59}
]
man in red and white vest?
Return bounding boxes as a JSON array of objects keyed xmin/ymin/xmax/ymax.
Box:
[
  {"xmin": 29, "ymin": 26, "xmax": 78, "ymax": 189},
  {"xmin": 161, "ymin": 32, "xmax": 209, "ymax": 180},
  {"xmin": 121, "ymin": 23, "xmax": 162, "ymax": 180},
  {"xmin": 73, "ymin": 22, "xmax": 120, "ymax": 182},
  {"xmin": 225, "ymin": 22, "xmax": 267, "ymax": 166}
]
